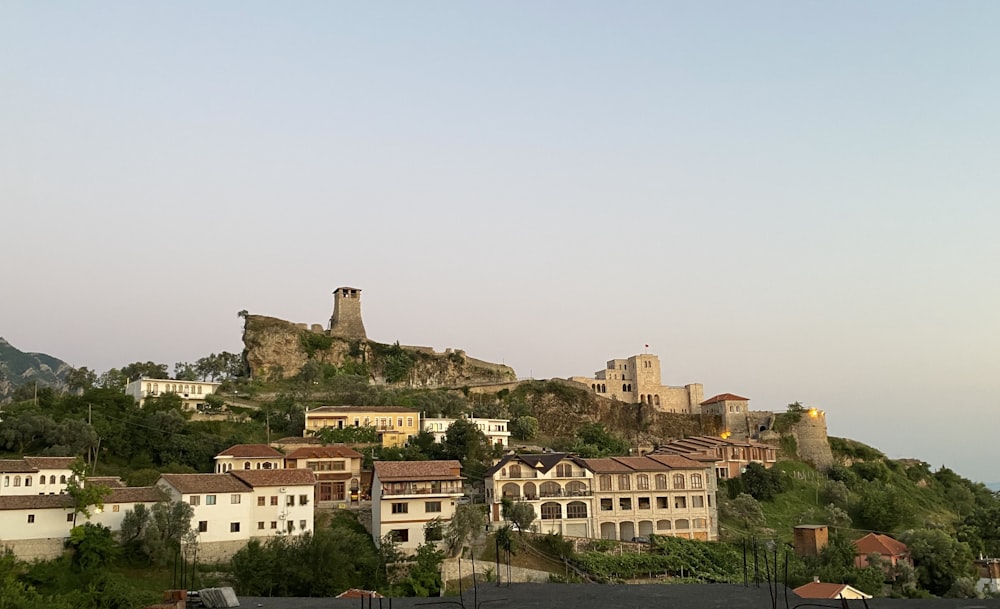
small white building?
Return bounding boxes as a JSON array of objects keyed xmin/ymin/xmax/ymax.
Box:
[
  {"xmin": 422, "ymin": 416, "xmax": 511, "ymax": 448},
  {"xmin": 0, "ymin": 457, "xmax": 76, "ymax": 496},
  {"xmin": 229, "ymin": 469, "xmax": 316, "ymax": 537},
  {"xmin": 214, "ymin": 444, "xmax": 284, "ymax": 472},
  {"xmin": 125, "ymin": 377, "xmax": 222, "ymax": 411},
  {"xmin": 372, "ymin": 460, "xmax": 464, "ymax": 551}
]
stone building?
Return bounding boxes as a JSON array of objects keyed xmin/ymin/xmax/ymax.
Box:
[
  {"xmin": 699, "ymin": 394, "xmax": 750, "ymax": 436},
  {"xmin": 569, "ymin": 353, "xmax": 703, "ymax": 412},
  {"xmin": 328, "ymin": 286, "xmax": 367, "ymax": 339}
]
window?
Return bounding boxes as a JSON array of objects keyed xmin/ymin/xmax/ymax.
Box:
[
  {"xmin": 674, "ymin": 496, "xmax": 687, "ymax": 509},
  {"xmin": 230, "ymin": 522, "xmax": 240, "ymax": 533},
  {"xmin": 206, "ymin": 495, "xmax": 216, "ymax": 505},
  {"xmin": 508, "ymin": 464, "xmax": 522, "ymax": 478},
  {"xmin": 331, "ymin": 461, "xmax": 345, "ymax": 471},
  {"xmin": 692, "ymin": 495, "xmax": 704, "ymax": 508},
  {"xmin": 258, "ymin": 521, "xmax": 265, "ymax": 530},
  {"xmin": 198, "ymin": 521, "xmax": 208, "ymax": 532},
  {"xmin": 286, "ymin": 496, "xmax": 295, "ymax": 506},
  {"xmin": 691, "ymin": 474, "xmax": 703, "ymax": 489},
  {"xmin": 638, "ymin": 497, "xmax": 651, "ymax": 510},
  {"xmin": 566, "ymin": 501, "xmax": 588, "ymax": 519},
  {"xmin": 60, "ymin": 475, "xmax": 66, "ymax": 483},
  {"xmin": 556, "ymin": 463, "xmax": 572, "ymax": 477},
  {"xmin": 271, "ymin": 521, "xmax": 277, "ymax": 529},
  {"xmin": 599, "ymin": 475, "xmax": 612, "ymax": 491},
  {"xmin": 40, "ymin": 476, "xmax": 45, "ymax": 485},
  {"xmin": 540, "ymin": 481, "xmax": 560, "ymax": 497},
  {"xmin": 391, "ymin": 503, "xmax": 408, "ymax": 514},
  {"xmin": 657, "ymin": 520, "xmax": 672, "ymax": 531},
  {"xmin": 655, "ymin": 474, "xmax": 667, "ymax": 490},
  {"xmin": 13, "ymin": 476, "xmax": 20, "ymax": 487},
  {"xmin": 27, "ymin": 514, "xmax": 35, "ymax": 523},
  {"xmin": 425, "ymin": 501, "xmax": 441, "ymax": 513},
  {"xmin": 3, "ymin": 476, "xmax": 7, "ymax": 487},
  {"xmin": 299, "ymin": 520, "xmax": 307, "ymax": 530},
  {"xmin": 619, "ymin": 497, "xmax": 632, "ymax": 511},
  {"xmin": 231, "ymin": 494, "xmax": 241, "ymax": 504},
  {"xmin": 657, "ymin": 497, "xmax": 669, "ymax": 509},
  {"xmin": 675, "ymin": 519, "xmax": 690, "ymax": 529},
  {"xmin": 673, "ymin": 474, "xmax": 686, "ymax": 490},
  {"xmin": 600, "ymin": 498, "xmax": 613, "ymax": 511},
  {"xmin": 66, "ymin": 514, "xmax": 74, "ymax": 522},
  {"xmin": 257, "ymin": 497, "xmax": 266, "ymax": 506},
  {"xmin": 397, "ymin": 417, "xmax": 403, "ymax": 427},
  {"xmin": 540, "ymin": 502, "xmax": 562, "ymax": 520},
  {"xmin": 189, "ymin": 496, "xmax": 201, "ymax": 506},
  {"xmin": 298, "ymin": 494, "xmax": 309, "ymax": 506},
  {"xmin": 390, "ymin": 529, "xmax": 409, "ymax": 542},
  {"xmin": 24, "ymin": 476, "xmax": 31, "ymax": 487},
  {"xmin": 637, "ymin": 474, "xmax": 649, "ymax": 490},
  {"xmin": 113, "ymin": 505, "xmax": 120, "ymax": 512},
  {"xmin": 271, "ymin": 496, "xmax": 278, "ymax": 506},
  {"xmin": 407, "ymin": 417, "xmax": 414, "ymax": 427},
  {"xmin": 617, "ymin": 475, "xmax": 630, "ymax": 491}
]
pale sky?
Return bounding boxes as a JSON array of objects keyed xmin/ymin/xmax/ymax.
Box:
[{"xmin": 2, "ymin": 3, "xmax": 998, "ymax": 482}]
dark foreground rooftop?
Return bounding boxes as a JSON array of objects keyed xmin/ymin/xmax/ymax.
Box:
[{"xmin": 239, "ymin": 583, "xmax": 1000, "ymax": 609}]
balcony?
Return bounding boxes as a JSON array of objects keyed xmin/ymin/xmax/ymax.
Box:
[{"xmin": 381, "ymin": 483, "xmax": 463, "ymax": 497}]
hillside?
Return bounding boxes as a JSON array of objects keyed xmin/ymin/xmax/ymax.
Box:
[{"xmin": 0, "ymin": 337, "xmax": 73, "ymax": 402}]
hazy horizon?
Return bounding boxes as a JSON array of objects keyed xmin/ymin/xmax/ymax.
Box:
[{"xmin": 2, "ymin": 3, "xmax": 997, "ymax": 483}]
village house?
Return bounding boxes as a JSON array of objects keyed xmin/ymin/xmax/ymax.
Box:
[
  {"xmin": 125, "ymin": 377, "xmax": 222, "ymax": 411},
  {"xmin": 304, "ymin": 405, "xmax": 420, "ymax": 447},
  {"xmin": 422, "ymin": 416, "xmax": 511, "ymax": 448},
  {"xmin": 653, "ymin": 435, "xmax": 777, "ymax": 480},
  {"xmin": 853, "ymin": 532, "xmax": 911, "ymax": 572},
  {"xmin": 0, "ymin": 456, "xmax": 77, "ymax": 496},
  {"xmin": 214, "ymin": 444, "xmax": 284, "ymax": 472},
  {"xmin": 371, "ymin": 460, "xmax": 464, "ymax": 551},
  {"xmin": 284, "ymin": 445, "xmax": 364, "ymax": 507},
  {"xmin": 794, "ymin": 579, "xmax": 872, "ymax": 600}
]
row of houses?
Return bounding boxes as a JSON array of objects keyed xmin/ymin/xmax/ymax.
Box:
[{"xmin": 302, "ymin": 405, "xmax": 511, "ymax": 448}]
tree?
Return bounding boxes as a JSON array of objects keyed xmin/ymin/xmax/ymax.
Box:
[
  {"xmin": 510, "ymin": 416, "xmax": 539, "ymax": 441},
  {"xmin": 143, "ymin": 500, "xmax": 194, "ymax": 564},
  {"xmin": 120, "ymin": 361, "xmax": 170, "ymax": 381},
  {"xmin": 399, "ymin": 542, "xmax": 444, "ymax": 596},
  {"xmin": 66, "ymin": 367, "xmax": 97, "ymax": 393},
  {"xmin": 66, "ymin": 459, "xmax": 111, "ymax": 526},
  {"xmin": 901, "ymin": 528, "xmax": 975, "ymax": 596},
  {"xmin": 67, "ymin": 523, "xmax": 119, "ymax": 571},
  {"xmin": 173, "ymin": 362, "xmax": 198, "ymax": 381},
  {"xmin": 570, "ymin": 423, "xmax": 629, "ymax": 457},
  {"xmin": 444, "ymin": 504, "xmax": 486, "ymax": 557},
  {"xmin": 503, "ymin": 499, "xmax": 536, "ymax": 534},
  {"xmin": 722, "ymin": 493, "xmax": 766, "ymax": 534},
  {"xmin": 737, "ymin": 462, "xmax": 787, "ymax": 501},
  {"xmin": 853, "ymin": 481, "xmax": 912, "ymax": 532}
]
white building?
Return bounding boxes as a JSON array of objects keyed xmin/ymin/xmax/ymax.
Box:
[
  {"xmin": 214, "ymin": 444, "xmax": 284, "ymax": 472},
  {"xmin": 422, "ymin": 416, "xmax": 511, "ymax": 448},
  {"xmin": 125, "ymin": 377, "xmax": 222, "ymax": 411},
  {"xmin": 372, "ymin": 460, "xmax": 464, "ymax": 551},
  {"xmin": 0, "ymin": 457, "xmax": 76, "ymax": 496}
]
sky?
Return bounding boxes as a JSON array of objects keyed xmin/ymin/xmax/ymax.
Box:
[{"xmin": 2, "ymin": 3, "xmax": 998, "ymax": 483}]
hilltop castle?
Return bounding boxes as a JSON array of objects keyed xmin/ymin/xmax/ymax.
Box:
[
  {"xmin": 328, "ymin": 286, "xmax": 367, "ymax": 339},
  {"xmin": 569, "ymin": 353, "xmax": 703, "ymax": 413}
]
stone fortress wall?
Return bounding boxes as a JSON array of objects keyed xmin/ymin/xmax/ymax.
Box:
[{"xmin": 569, "ymin": 353, "xmax": 702, "ymax": 413}]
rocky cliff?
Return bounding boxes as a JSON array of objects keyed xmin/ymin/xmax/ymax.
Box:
[
  {"xmin": 0, "ymin": 337, "xmax": 73, "ymax": 402},
  {"xmin": 241, "ymin": 315, "xmax": 517, "ymax": 387}
]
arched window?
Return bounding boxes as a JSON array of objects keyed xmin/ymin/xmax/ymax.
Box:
[
  {"xmin": 39, "ymin": 476, "xmax": 46, "ymax": 486},
  {"xmin": 622, "ymin": 383, "xmax": 627, "ymax": 392},
  {"xmin": 3, "ymin": 475, "xmax": 8, "ymax": 487},
  {"xmin": 566, "ymin": 480, "xmax": 587, "ymax": 496},
  {"xmin": 654, "ymin": 395, "xmax": 660, "ymax": 406},
  {"xmin": 540, "ymin": 502, "xmax": 562, "ymax": 520},
  {"xmin": 256, "ymin": 463, "xmax": 261, "ymax": 469},
  {"xmin": 601, "ymin": 384, "xmax": 606, "ymax": 393},
  {"xmin": 13, "ymin": 476, "xmax": 20, "ymax": 487},
  {"xmin": 523, "ymin": 482, "xmax": 537, "ymax": 499},
  {"xmin": 263, "ymin": 462, "xmax": 272, "ymax": 470},
  {"xmin": 599, "ymin": 475, "xmax": 612, "ymax": 491},
  {"xmin": 628, "ymin": 384, "xmax": 632, "ymax": 391},
  {"xmin": 637, "ymin": 474, "xmax": 649, "ymax": 490},
  {"xmin": 617, "ymin": 475, "xmax": 631, "ymax": 491},
  {"xmin": 691, "ymin": 474, "xmax": 703, "ymax": 489},
  {"xmin": 655, "ymin": 474, "xmax": 667, "ymax": 490},
  {"xmin": 591, "ymin": 384, "xmax": 596, "ymax": 391},
  {"xmin": 508, "ymin": 464, "xmax": 521, "ymax": 478},
  {"xmin": 540, "ymin": 481, "xmax": 561, "ymax": 497},
  {"xmin": 693, "ymin": 518, "xmax": 707, "ymax": 528},
  {"xmin": 566, "ymin": 501, "xmax": 588, "ymax": 519},
  {"xmin": 656, "ymin": 520, "xmax": 672, "ymax": 530},
  {"xmin": 675, "ymin": 519, "xmax": 690, "ymax": 529},
  {"xmin": 502, "ymin": 483, "xmax": 520, "ymax": 498},
  {"xmin": 60, "ymin": 475, "xmax": 67, "ymax": 483},
  {"xmin": 673, "ymin": 474, "xmax": 686, "ymax": 489},
  {"xmin": 50, "ymin": 475, "xmax": 56, "ymax": 484},
  {"xmin": 556, "ymin": 463, "xmax": 572, "ymax": 477},
  {"xmin": 244, "ymin": 462, "xmax": 251, "ymax": 470},
  {"xmin": 24, "ymin": 476, "xmax": 31, "ymax": 487}
]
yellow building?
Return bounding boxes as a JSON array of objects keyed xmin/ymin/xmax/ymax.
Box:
[{"xmin": 303, "ymin": 406, "xmax": 420, "ymax": 448}]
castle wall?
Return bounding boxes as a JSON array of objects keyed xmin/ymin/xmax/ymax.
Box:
[
  {"xmin": 329, "ymin": 287, "xmax": 367, "ymax": 339},
  {"xmin": 791, "ymin": 411, "xmax": 834, "ymax": 470}
]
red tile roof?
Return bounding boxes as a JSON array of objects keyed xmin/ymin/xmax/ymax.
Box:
[
  {"xmin": 215, "ymin": 444, "xmax": 284, "ymax": 458},
  {"xmin": 106, "ymin": 486, "xmax": 166, "ymax": 503},
  {"xmin": 336, "ymin": 589, "xmax": 384, "ymax": 599},
  {"xmin": 308, "ymin": 405, "xmax": 419, "ymax": 414},
  {"xmin": 229, "ymin": 469, "xmax": 317, "ymax": 487},
  {"xmin": 87, "ymin": 477, "xmax": 125, "ymax": 488},
  {"xmin": 158, "ymin": 474, "xmax": 251, "ymax": 494},
  {"xmin": 700, "ymin": 393, "xmax": 750, "ymax": 405},
  {"xmin": 285, "ymin": 446, "xmax": 363, "ymax": 460},
  {"xmin": 0, "ymin": 459, "xmax": 37, "ymax": 473},
  {"xmin": 0, "ymin": 494, "xmax": 74, "ymax": 510},
  {"xmin": 853, "ymin": 533, "xmax": 909, "ymax": 557},
  {"xmin": 583, "ymin": 455, "xmax": 708, "ymax": 473},
  {"xmin": 373, "ymin": 460, "xmax": 463, "ymax": 482},
  {"xmin": 793, "ymin": 582, "xmax": 867, "ymax": 599}
]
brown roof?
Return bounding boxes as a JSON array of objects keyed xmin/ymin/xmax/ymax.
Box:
[
  {"xmin": 373, "ymin": 460, "xmax": 463, "ymax": 482},
  {"xmin": 216, "ymin": 444, "xmax": 284, "ymax": 458},
  {"xmin": 87, "ymin": 477, "xmax": 125, "ymax": 488},
  {"xmin": 793, "ymin": 582, "xmax": 859, "ymax": 599},
  {"xmin": 853, "ymin": 533, "xmax": 909, "ymax": 557},
  {"xmin": 158, "ymin": 474, "xmax": 251, "ymax": 494},
  {"xmin": 285, "ymin": 446, "xmax": 363, "ymax": 460},
  {"xmin": 106, "ymin": 487, "xmax": 166, "ymax": 503},
  {"xmin": 272, "ymin": 436, "xmax": 322, "ymax": 446},
  {"xmin": 582, "ymin": 458, "xmax": 635, "ymax": 474},
  {"xmin": 308, "ymin": 405, "xmax": 419, "ymax": 414},
  {"xmin": 584, "ymin": 455, "xmax": 708, "ymax": 474},
  {"xmin": 700, "ymin": 393, "xmax": 750, "ymax": 405},
  {"xmin": 0, "ymin": 459, "xmax": 37, "ymax": 473},
  {"xmin": 337, "ymin": 589, "xmax": 383, "ymax": 599},
  {"xmin": 229, "ymin": 469, "xmax": 317, "ymax": 487},
  {"xmin": 0, "ymin": 494, "xmax": 74, "ymax": 510},
  {"xmin": 23, "ymin": 456, "xmax": 77, "ymax": 469}
]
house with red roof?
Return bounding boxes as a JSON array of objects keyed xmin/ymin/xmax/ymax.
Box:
[
  {"xmin": 853, "ymin": 532, "xmax": 911, "ymax": 572},
  {"xmin": 794, "ymin": 580, "xmax": 872, "ymax": 600},
  {"xmin": 372, "ymin": 460, "xmax": 464, "ymax": 551},
  {"xmin": 653, "ymin": 435, "xmax": 777, "ymax": 480},
  {"xmin": 284, "ymin": 445, "xmax": 364, "ymax": 507},
  {"xmin": 214, "ymin": 444, "xmax": 284, "ymax": 473}
]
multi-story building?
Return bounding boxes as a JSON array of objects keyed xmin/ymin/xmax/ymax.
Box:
[
  {"xmin": 699, "ymin": 393, "xmax": 751, "ymax": 435},
  {"xmin": 0, "ymin": 457, "xmax": 76, "ymax": 496},
  {"xmin": 485, "ymin": 453, "xmax": 594, "ymax": 537},
  {"xmin": 371, "ymin": 460, "xmax": 464, "ymax": 551},
  {"xmin": 568, "ymin": 353, "xmax": 703, "ymax": 412},
  {"xmin": 304, "ymin": 406, "xmax": 421, "ymax": 447},
  {"xmin": 214, "ymin": 444, "xmax": 285, "ymax": 472},
  {"xmin": 423, "ymin": 416, "xmax": 511, "ymax": 448},
  {"xmin": 228, "ymin": 469, "xmax": 317, "ymax": 537},
  {"xmin": 653, "ymin": 435, "xmax": 777, "ymax": 480},
  {"xmin": 484, "ymin": 453, "xmax": 718, "ymax": 542},
  {"xmin": 284, "ymin": 445, "xmax": 364, "ymax": 508},
  {"xmin": 125, "ymin": 378, "xmax": 222, "ymax": 411}
]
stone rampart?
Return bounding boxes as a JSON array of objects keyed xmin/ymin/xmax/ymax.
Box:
[{"xmin": 790, "ymin": 411, "xmax": 834, "ymax": 470}]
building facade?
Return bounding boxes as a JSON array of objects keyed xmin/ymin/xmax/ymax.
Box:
[
  {"xmin": 125, "ymin": 378, "xmax": 222, "ymax": 411},
  {"xmin": 423, "ymin": 416, "xmax": 511, "ymax": 448},
  {"xmin": 568, "ymin": 354, "xmax": 703, "ymax": 412},
  {"xmin": 0, "ymin": 457, "xmax": 76, "ymax": 497},
  {"xmin": 371, "ymin": 460, "xmax": 464, "ymax": 551},
  {"xmin": 284, "ymin": 445, "xmax": 364, "ymax": 508},
  {"xmin": 304, "ymin": 406, "xmax": 420, "ymax": 447},
  {"xmin": 214, "ymin": 444, "xmax": 285, "ymax": 472},
  {"xmin": 653, "ymin": 435, "xmax": 778, "ymax": 480}
]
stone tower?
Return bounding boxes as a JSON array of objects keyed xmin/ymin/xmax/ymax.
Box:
[{"xmin": 328, "ymin": 287, "xmax": 367, "ymax": 339}]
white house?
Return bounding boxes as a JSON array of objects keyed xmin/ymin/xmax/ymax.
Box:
[
  {"xmin": 372, "ymin": 460, "xmax": 464, "ymax": 551},
  {"xmin": 214, "ymin": 444, "xmax": 284, "ymax": 472},
  {"xmin": 422, "ymin": 417, "xmax": 511, "ymax": 448},
  {"xmin": 229, "ymin": 469, "xmax": 316, "ymax": 537},
  {"xmin": 0, "ymin": 457, "xmax": 77, "ymax": 496},
  {"xmin": 125, "ymin": 377, "xmax": 222, "ymax": 411}
]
